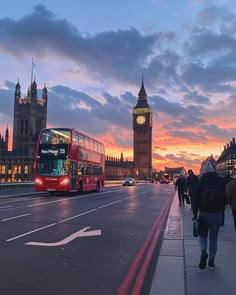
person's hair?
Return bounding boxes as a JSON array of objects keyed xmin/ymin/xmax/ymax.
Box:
[
  {"xmin": 188, "ymin": 169, "xmax": 193, "ymax": 174},
  {"xmin": 202, "ymin": 161, "xmax": 215, "ymax": 174}
]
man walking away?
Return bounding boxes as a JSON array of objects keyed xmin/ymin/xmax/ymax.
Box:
[
  {"xmin": 175, "ymin": 174, "xmax": 186, "ymax": 206},
  {"xmin": 226, "ymin": 179, "xmax": 236, "ymax": 232},
  {"xmin": 192, "ymin": 161, "xmax": 226, "ymax": 270},
  {"xmin": 186, "ymin": 169, "xmax": 199, "ymax": 210},
  {"xmin": 221, "ymin": 174, "xmax": 233, "ymax": 226}
]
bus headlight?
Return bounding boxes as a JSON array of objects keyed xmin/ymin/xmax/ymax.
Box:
[
  {"xmin": 35, "ymin": 178, "xmax": 43, "ymax": 185},
  {"xmin": 60, "ymin": 178, "xmax": 69, "ymax": 185}
]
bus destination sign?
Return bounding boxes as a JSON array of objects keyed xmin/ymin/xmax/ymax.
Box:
[{"xmin": 38, "ymin": 144, "xmax": 68, "ymax": 158}]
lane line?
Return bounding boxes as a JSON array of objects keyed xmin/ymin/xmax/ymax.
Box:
[
  {"xmin": 6, "ymin": 223, "xmax": 57, "ymax": 242},
  {"xmin": 0, "ymin": 198, "xmax": 28, "ymax": 205},
  {"xmin": 58, "ymin": 208, "xmax": 98, "ymax": 223},
  {"xmin": 0, "ymin": 206, "xmax": 12, "ymax": 209},
  {"xmin": 1, "ymin": 213, "xmax": 31, "ymax": 222}
]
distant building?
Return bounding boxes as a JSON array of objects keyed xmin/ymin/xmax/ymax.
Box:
[
  {"xmin": 216, "ymin": 137, "xmax": 236, "ymax": 177},
  {"xmin": 105, "ymin": 153, "xmax": 134, "ymax": 180},
  {"xmin": 0, "ymin": 79, "xmax": 48, "ymax": 182}
]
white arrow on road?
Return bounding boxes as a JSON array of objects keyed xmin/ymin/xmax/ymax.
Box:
[{"xmin": 25, "ymin": 226, "xmax": 101, "ymax": 247}]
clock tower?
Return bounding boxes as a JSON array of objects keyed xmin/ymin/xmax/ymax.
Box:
[{"xmin": 133, "ymin": 77, "xmax": 152, "ymax": 179}]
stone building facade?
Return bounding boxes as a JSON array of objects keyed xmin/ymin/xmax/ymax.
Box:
[
  {"xmin": 216, "ymin": 137, "xmax": 236, "ymax": 177},
  {"xmin": 0, "ymin": 79, "xmax": 48, "ymax": 182}
]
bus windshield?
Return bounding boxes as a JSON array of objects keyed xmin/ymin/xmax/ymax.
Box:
[
  {"xmin": 40, "ymin": 129, "xmax": 71, "ymax": 144},
  {"xmin": 36, "ymin": 159, "xmax": 68, "ymax": 176}
]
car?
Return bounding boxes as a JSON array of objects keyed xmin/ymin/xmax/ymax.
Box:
[
  {"xmin": 160, "ymin": 178, "xmax": 170, "ymax": 184},
  {"xmin": 122, "ymin": 177, "xmax": 136, "ymax": 186}
]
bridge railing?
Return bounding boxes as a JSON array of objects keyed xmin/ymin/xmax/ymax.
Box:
[{"xmin": 0, "ymin": 182, "xmax": 35, "ymax": 191}]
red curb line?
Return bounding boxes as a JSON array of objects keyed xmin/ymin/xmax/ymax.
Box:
[
  {"xmin": 117, "ymin": 195, "xmax": 174, "ymax": 295},
  {"xmin": 131, "ymin": 196, "xmax": 173, "ymax": 295}
]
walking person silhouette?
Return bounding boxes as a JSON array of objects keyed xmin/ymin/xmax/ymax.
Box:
[{"xmin": 192, "ymin": 161, "xmax": 226, "ymax": 269}]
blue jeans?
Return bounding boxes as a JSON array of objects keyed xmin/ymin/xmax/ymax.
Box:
[{"xmin": 198, "ymin": 212, "xmax": 222, "ymax": 262}]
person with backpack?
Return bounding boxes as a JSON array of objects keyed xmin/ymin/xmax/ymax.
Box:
[{"xmin": 192, "ymin": 160, "xmax": 226, "ymax": 270}]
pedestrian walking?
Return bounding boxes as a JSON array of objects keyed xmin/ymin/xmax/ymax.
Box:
[
  {"xmin": 186, "ymin": 169, "xmax": 199, "ymax": 210},
  {"xmin": 226, "ymin": 178, "xmax": 236, "ymax": 232},
  {"xmin": 175, "ymin": 174, "xmax": 186, "ymax": 206},
  {"xmin": 192, "ymin": 160, "xmax": 226, "ymax": 270},
  {"xmin": 221, "ymin": 174, "xmax": 233, "ymax": 226}
]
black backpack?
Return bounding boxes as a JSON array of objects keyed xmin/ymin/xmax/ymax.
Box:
[{"xmin": 201, "ymin": 182, "xmax": 221, "ymax": 211}]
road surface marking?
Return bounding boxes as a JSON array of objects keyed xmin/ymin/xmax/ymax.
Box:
[
  {"xmin": 25, "ymin": 226, "xmax": 101, "ymax": 247},
  {"xmin": 0, "ymin": 206, "xmax": 12, "ymax": 209},
  {"xmin": 6, "ymin": 223, "xmax": 56, "ymax": 242},
  {"xmin": 1, "ymin": 213, "xmax": 31, "ymax": 221}
]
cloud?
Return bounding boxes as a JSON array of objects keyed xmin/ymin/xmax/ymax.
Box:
[{"xmin": 0, "ymin": 4, "xmax": 160, "ymax": 85}]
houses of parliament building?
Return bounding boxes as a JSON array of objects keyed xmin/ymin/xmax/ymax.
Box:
[
  {"xmin": 0, "ymin": 78, "xmax": 48, "ymax": 182},
  {"xmin": 0, "ymin": 77, "xmax": 153, "ymax": 182}
]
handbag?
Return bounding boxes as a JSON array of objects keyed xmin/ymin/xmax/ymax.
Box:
[
  {"xmin": 184, "ymin": 193, "xmax": 190, "ymax": 204},
  {"xmin": 193, "ymin": 220, "xmax": 198, "ymax": 237}
]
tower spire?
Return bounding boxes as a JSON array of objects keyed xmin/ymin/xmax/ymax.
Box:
[
  {"xmin": 31, "ymin": 58, "xmax": 36, "ymax": 86},
  {"xmin": 138, "ymin": 74, "xmax": 147, "ymax": 99}
]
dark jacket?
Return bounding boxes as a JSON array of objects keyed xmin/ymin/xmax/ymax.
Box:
[
  {"xmin": 192, "ymin": 172, "xmax": 226, "ymax": 216},
  {"xmin": 175, "ymin": 176, "xmax": 186, "ymax": 192},
  {"xmin": 226, "ymin": 179, "xmax": 236, "ymax": 210},
  {"xmin": 186, "ymin": 173, "xmax": 199, "ymax": 197}
]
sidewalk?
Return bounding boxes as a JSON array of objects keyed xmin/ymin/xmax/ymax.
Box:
[{"xmin": 150, "ymin": 192, "xmax": 236, "ymax": 295}]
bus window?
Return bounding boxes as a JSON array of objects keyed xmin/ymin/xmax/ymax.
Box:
[
  {"xmin": 84, "ymin": 164, "xmax": 89, "ymax": 175},
  {"xmin": 36, "ymin": 159, "xmax": 68, "ymax": 176},
  {"xmin": 94, "ymin": 142, "xmax": 98, "ymax": 152},
  {"xmin": 89, "ymin": 140, "xmax": 94, "ymax": 151},
  {"xmin": 85, "ymin": 138, "xmax": 90, "ymax": 149},
  {"xmin": 92, "ymin": 165, "xmax": 102, "ymax": 175},
  {"xmin": 73, "ymin": 133, "xmax": 79, "ymax": 145},
  {"xmin": 79, "ymin": 135, "xmax": 84, "ymax": 147},
  {"xmin": 78, "ymin": 162, "xmax": 84, "ymax": 175}
]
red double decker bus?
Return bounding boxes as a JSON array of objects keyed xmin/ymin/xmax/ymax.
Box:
[{"xmin": 34, "ymin": 127, "xmax": 105, "ymax": 194}]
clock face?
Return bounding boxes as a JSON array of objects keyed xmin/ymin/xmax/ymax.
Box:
[{"xmin": 136, "ymin": 115, "xmax": 146, "ymax": 124}]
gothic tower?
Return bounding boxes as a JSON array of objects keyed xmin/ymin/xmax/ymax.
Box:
[
  {"xmin": 133, "ymin": 77, "xmax": 152, "ymax": 179},
  {"xmin": 0, "ymin": 126, "xmax": 9, "ymax": 153},
  {"xmin": 12, "ymin": 78, "xmax": 48, "ymax": 159}
]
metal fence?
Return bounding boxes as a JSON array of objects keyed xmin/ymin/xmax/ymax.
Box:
[{"xmin": 0, "ymin": 182, "xmax": 35, "ymax": 191}]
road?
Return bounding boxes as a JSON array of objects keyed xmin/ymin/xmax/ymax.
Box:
[{"xmin": 0, "ymin": 183, "xmax": 175, "ymax": 295}]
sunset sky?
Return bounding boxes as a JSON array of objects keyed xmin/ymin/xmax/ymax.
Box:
[{"xmin": 1, "ymin": 0, "xmax": 236, "ymax": 175}]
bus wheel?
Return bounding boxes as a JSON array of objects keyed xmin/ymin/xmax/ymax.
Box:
[
  {"xmin": 96, "ymin": 181, "xmax": 100, "ymax": 192},
  {"xmin": 78, "ymin": 182, "xmax": 83, "ymax": 193}
]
